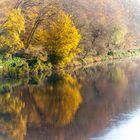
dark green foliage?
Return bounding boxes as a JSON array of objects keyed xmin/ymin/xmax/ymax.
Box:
[
  {"xmin": 48, "ymin": 54, "xmax": 62, "ymax": 65},
  {"xmin": 107, "ymin": 51, "xmax": 114, "ymax": 56}
]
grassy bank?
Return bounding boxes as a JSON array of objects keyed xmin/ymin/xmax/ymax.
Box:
[
  {"xmin": 68, "ymin": 49, "xmax": 140, "ymax": 71},
  {"xmin": 0, "ymin": 49, "xmax": 140, "ymax": 77},
  {"xmin": 0, "ymin": 57, "xmax": 52, "ymax": 77}
]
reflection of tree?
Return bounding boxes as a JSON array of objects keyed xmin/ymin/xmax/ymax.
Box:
[
  {"xmin": 57, "ymin": 65, "xmax": 129, "ymax": 140},
  {"xmin": 108, "ymin": 67, "xmax": 128, "ymax": 88},
  {"xmin": 0, "ymin": 93, "xmax": 27, "ymax": 140},
  {"xmin": 28, "ymin": 73, "xmax": 46, "ymax": 85},
  {"xmin": 94, "ymin": 67, "xmax": 128, "ymax": 98},
  {"xmin": 25, "ymin": 72, "xmax": 82, "ymax": 127},
  {"xmin": 0, "ymin": 78, "xmax": 29, "ymax": 94}
]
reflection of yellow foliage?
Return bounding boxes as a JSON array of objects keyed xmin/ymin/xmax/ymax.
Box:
[
  {"xmin": 0, "ymin": 93, "xmax": 23, "ymax": 113},
  {"xmin": 31, "ymin": 73, "xmax": 82, "ymax": 127},
  {"xmin": 110, "ymin": 67, "xmax": 128, "ymax": 87},
  {"xmin": 29, "ymin": 108, "xmax": 41, "ymax": 127},
  {"xmin": 91, "ymin": 67, "xmax": 127, "ymax": 99},
  {"xmin": 0, "ymin": 93, "xmax": 27, "ymax": 140}
]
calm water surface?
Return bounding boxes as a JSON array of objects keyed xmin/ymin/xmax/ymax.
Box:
[{"xmin": 0, "ymin": 58, "xmax": 140, "ymax": 140}]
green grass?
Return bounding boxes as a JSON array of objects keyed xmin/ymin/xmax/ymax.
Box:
[
  {"xmin": 0, "ymin": 57, "xmax": 29, "ymax": 77},
  {"xmin": 0, "ymin": 57, "xmax": 52, "ymax": 77}
]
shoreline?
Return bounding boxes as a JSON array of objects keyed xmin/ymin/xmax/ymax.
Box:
[
  {"xmin": 67, "ymin": 49, "xmax": 140, "ymax": 72},
  {"xmin": 0, "ymin": 49, "xmax": 140, "ymax": 77}
]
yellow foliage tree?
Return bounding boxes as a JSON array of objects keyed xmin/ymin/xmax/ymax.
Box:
[
  {"xmin": 0, "ymin": 9, "xmax": 25, "ymax": 58},
  {"xmin": 34, "ymin": 8, "xmax": 81, "ymax": 66}
]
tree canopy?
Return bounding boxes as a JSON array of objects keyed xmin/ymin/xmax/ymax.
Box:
[{"xmin": 0, "ymin": 9, "xmax": 25, "ymax": 58}]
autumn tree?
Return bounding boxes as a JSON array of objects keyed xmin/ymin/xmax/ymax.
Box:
[
  {"xmin": 15, "ymin": 0, "xmax": 50, "ymax": 60},
  {"xmin": 0, "ymin": 9, "xmax": 25, "ymax": 58},
  {"xmin": 33, "ymin": 8, "xmax": 81, "ymax": 66},
  {"xmin": 111, "ymin": 24, "xmax": 128, "ymax": 46}
]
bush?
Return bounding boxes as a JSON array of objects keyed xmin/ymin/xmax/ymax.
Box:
[
  {"xmin": 0, "ymin": 57, "xmax": 29, "ymax": 76},
  {"xmin": 107, "ymin": 51, "xmax": 114, "ymax": 56}
]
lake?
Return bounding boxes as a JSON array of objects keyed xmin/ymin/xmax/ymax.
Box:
[{"xmin": 0, "ymin": 57, "xmax": 140, "ymax": 140}]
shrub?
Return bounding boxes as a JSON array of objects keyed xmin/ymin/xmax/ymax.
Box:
[
  {"xmin": 0, "ymin": 57, "xmax": 29, "ymax": 76},
  {"xmin": 107, "ymin": 51, "xmax": 114, "ymax": 56}
]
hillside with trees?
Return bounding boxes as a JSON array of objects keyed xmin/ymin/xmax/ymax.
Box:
[{"xmin": 0, "ymin": 0, "xmax": 140, "ymax": 76}]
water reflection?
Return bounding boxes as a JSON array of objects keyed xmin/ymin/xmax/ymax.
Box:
[
  {"xmin": 93, "ymin": 66, "xmax": 128, "ymax": 96},
  {"xmin": 0, "ymin": 58, "xmax": 140, "ymax": 140},
  {"xmin": 24, "ymin": 72, "xmax": 82, "ymax": 127},
  {"xmin": 0, "ymin": 72, "xmax": 82, "ymax": 140},
  {"xmin": 0, "ymin": 93, "xmax": 26, "ymax": 140}
]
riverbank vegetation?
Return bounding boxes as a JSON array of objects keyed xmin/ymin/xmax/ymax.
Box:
[{"xmin": 0, "ymin": 0, "xmax": 140, "ymax": 76}]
